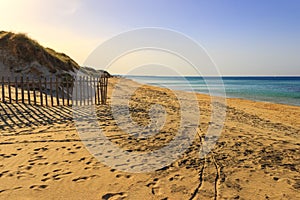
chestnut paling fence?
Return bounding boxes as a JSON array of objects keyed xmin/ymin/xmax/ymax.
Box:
[{"xmin": 0, "ymin": 75, "xmax": 108, "ymax": 106}]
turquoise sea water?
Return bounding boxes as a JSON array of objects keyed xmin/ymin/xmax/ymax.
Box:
[{"xmin": 126, "ymin": 76, "xmax": 300, "ymax": 106}]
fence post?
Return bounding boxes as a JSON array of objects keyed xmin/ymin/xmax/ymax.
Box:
[
  {"xmin": 102, "ymin": 77, "xmax": 105, "ymax": 105},
  {"xmin": 1, "ymin": 77, "xmax": 5, "ymax": 103},
  {"xmin": 105, "ymin": 77, "xmax": 108, "ymax": 104},
  {"xmin": 26, "ymin": 77, "xmax": 31, "ymax": 105},
  {"xmin": 99, "ymin": 76, "xmax": 102, "ymax": 104},
  {"xmin": 103, "ymin": 77, "xmax": 105, "ymax": 105},
  {"xmin": 21, "ymin": 76, "xmax": 25, "ymax": 104},
  {"xmin": 101, "ymin": 76, "xmax": 104, "ymax": 104},
  {"xmin": 62, "ymin": 78, "xmax": 65, "ymax": 106},
  {"xmin": 39, "ymin": 78, "xmax": 43, "ymax": 106},
  {"xmin": 97, "ymin": 77, "xmax": 100, "ymax": 105},
  {"xmin": 75, "ymin": 76, "xmax": 78, "ymax": 106},
  {"xmin": 90, "ymin": 76, "xmax": 93, "ymax": 105},
  {"xmin": 90, "ymin": 77, "xmax": 93, "ymax": 105},
  {"xmin": 50, "ymin": 77, "xmax": 54, "ymax": 106},
  {"xmin": 15, "ymin": 77, "xmax": 18, "ymax": 103},
  {"xmin": 79, "ymin": 76, "xmax": 83, "ymax": 106},
  {"xmin": 66, "ymin": 77, "xmax": 70, "ymax": 106},
  {"xmin": 33, "ymin": 79, "xmax": 37, "ymax": 105},
  {"xmin": 86, "ymin": 76, "xmax": 90, "ymax": 105},
  {"xmin": 92, "ymin": 77, "xmax": 97, "ymax": 105},
  {"xmin": 44, "ymin": 77, "xmax": 48, "ymax": 106},
  {"xmin": 8, "ymin": 77, "xmax": 11, "ymax": 104},
  {"xmin": 83, "ymin": 76, "xmax": 86, "ymax": 105},
  {"xmin": 56, "ymin": 77, "xmax": 59, "ymax": 106}
]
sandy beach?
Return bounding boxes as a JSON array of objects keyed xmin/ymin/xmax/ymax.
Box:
[{"xmin": 0, "ymin": 77, "xmax": 299, "ymax": 200}]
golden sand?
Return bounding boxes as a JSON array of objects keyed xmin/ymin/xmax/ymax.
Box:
[{"xmin": 0, "ymin": 77, "xmax": 299, "ymax": 199}]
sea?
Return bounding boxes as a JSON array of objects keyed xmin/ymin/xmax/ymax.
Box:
[{"xmin": 125, "ymin": 76, "xmax": 300, "ymax": 106}]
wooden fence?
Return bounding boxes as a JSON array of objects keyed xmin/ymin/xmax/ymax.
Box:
[{"xmin": 0, "ymin": 75, "xmax": 108, "ymax": 106}]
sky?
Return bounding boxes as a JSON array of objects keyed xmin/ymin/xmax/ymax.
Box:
[{"xmin": 0, "ymin": 0, "xmax": 300, "ymax": 75}]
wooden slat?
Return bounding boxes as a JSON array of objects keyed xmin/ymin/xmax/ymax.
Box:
[
  {"xmin": 99, "ymin": 76, "xmax": 102, "ymax": 104},
  {"xmin": 103, "ymin": 76, "xmax": 105, "ymax": 104},
  {"xmin": 104, "ymin": 77, "xmax": 107, "ymax": 104},
  {"xmin": 2, "ymin": 77, "xmax": 5, "ymax": 103},
  {"xmin": 56, "ymin": 77, "xmax": 59, "ymax": 106},
  {"xmin": 97, "ymin": 77, "xmax": 100, "ymax": 105},
  {"xmin": 8, "ymin": 77, "xmax": 11, "ymax": 104},
  {"xmin": 21, "ymin": 76, "xmax": 25, "ymax": 104},
  {"xmin": 50, "ymin": 77, "xmax": 54, "ymax": 106},
  {"xmin": 75, "ymin": 76, "xmax": 78, "ymax": 106},
  {"xmin": 101, "ymin": 76, "xmax": 104, "ymax": 104},
  {"xmin": 44, "ymin": 77, "xmax": 48, "ymax": 106},
  {"xmin": 83, "ymin": 76, "xmax": 86, "ymax": 105},
  {"xmin": 60, "ymin": 79, "xmax": 65, "ymax": 106},
  {"xmin": 33, "ymin": 79, "xmax": 37, "ymax": 105},
  {"xmin": 66, "ymin": 77, "xmax": 70, "ymax": 106},
  {"xmin": 39, "ymin": 78, "xmax": 43, "ymax": 106},
  {"xmin": 26, "ymin": 77, "xmax": 31, "ymax": 105},
  {"xmin": 93, "ymin": 77, "xmax": 96, "ymax": 104},
  {"xmin": 15, "ymin": 77, "xmax": 18, "ymax": 103},
  {"xmin": 86, "ymin": 76, "xmax": 90, "ymax": 105},
  {"xmin": 79, "ymin": 76, "xmax": 83, "ymax": 106},
  {"xmin": 105, "ymin": 77, "xmax": 108, "ymax": 104}
]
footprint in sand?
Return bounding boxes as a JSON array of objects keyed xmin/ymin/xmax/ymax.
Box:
[
  {"xmin": 28, "ymin": 155, "xmax": 46, "ymax": 163},
  {"xmin": 115, "ymin": 174, "xmax": 131, "ymax": 179},
  {"xmin": 146, "ymin": 178, "xmax": 162, "ymax": 195},
  {"xmin": 0, "ymin": 189, "xmax": 6, "ymax": 193},
  {"xmin": 25, "ymin": 166, "xmax": 32, "ymax": 170},
  {"xmin": 0, "ymin": 153, "xmax": 17, "ymax": 158},
  {"xmin": 72, "ymin": 176, "xmax": 88, "ymax": 182},
  {"xmin": 41, "ymin": 177, "xmax": 51, "ymax": 182},
  {"xmin": 0, "ymin": 170, "xmax": 10, "ymax": 177},
  {"xmin": 15, "ymin": 170, "xmax": 35, "ymax": 179},
  {"xmin": 79, "ymin": 157, "xmax": 86, "ymax": 162},
  {"xmin": 168, "ymin": 174, "xmax": 183, "ymax": 181},
  {"xmin": 86, "ymin": 161, "xmax": 92, "ymax": 165},
  {"xmin": 72, "ymin": 174, "xmax": 99, "ymax": 182},
  {"xmin": 29, "ymin": 185, "xmax": 48, "ymax": 190},
  {"xmin": 13, "ymin": 186, "xmax": 22, "ymax": 190},
  {"xmin": 36, "ymin": 162, "xmax": 49, "ymax": 166},
  {"xmin": 41, "ymin": 171, "xmax": 72, "ymax": 182},
  {"xmin": 101, "ymin": 192, "xmax": 127, "ymax": 200},
  {"xmin": 33, "ymin": 147, "xmax": 48, "ymax": 152}
]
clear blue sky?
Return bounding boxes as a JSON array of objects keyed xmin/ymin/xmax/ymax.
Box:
[{"xmin": 1, "ymin": 0, "xmax": 300, "ymax": 75}]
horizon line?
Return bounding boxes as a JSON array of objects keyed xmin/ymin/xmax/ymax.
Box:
[{"xmin": 115, "ymin": 74, "xmax": 300, "ymax": 77}]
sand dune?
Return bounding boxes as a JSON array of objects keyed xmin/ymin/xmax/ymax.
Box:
[{"xmin": 0, "ymin": 77, "xmax": 299, "ymax": 199}]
